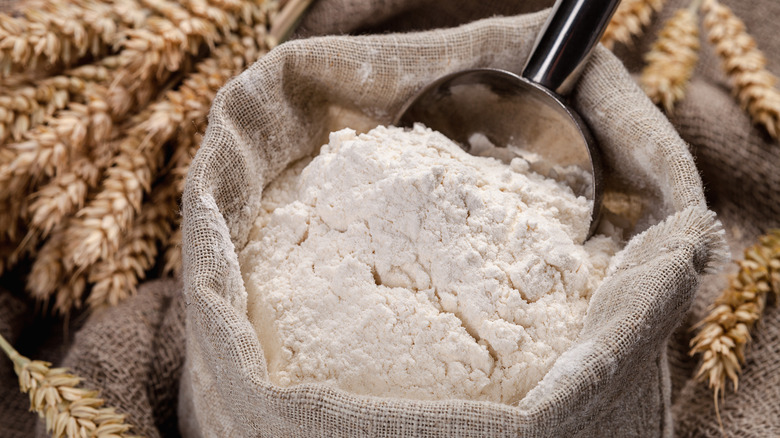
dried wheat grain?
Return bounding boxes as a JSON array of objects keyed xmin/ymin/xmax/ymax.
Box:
[
  {"xmin": 602, "ymin": 0, "xmax": 666, "ymax": 50},
  {"xmin": 640, "ymin": 5, "xmax": 700, "ymax": 112},
  {"xmin": 702, "ymin": 0, "xmax": 780, "ymax": 138}
]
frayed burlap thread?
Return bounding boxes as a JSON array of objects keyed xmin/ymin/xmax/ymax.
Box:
[{"xmin": 181, "ymin": 10, "xmax": 726, "ymax": 437}]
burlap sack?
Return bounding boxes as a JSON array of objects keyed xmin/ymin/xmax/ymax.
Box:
[{"xmin": 180, "ymin": 8, "xmax": 728, "ymax": 437}]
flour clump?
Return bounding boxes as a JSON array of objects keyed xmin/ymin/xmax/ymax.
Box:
[{"xmin": 239, "ymin": 124, "xmax": 620, "ymax": 404}]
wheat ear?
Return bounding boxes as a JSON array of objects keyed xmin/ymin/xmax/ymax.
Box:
[
  {"xmin": 112, "ymin": 0, "xmax": 220, "ymax": 93},
  {"xmin": 601, "ymin": 0, "xmax": 667, "ymax": 50},
  {"xmin": 0, "ymin": 10, "xmax": 74, "ymax": 75},
  {"xmin": 26, "ymin": 146, "xmax": 112, "ymax": 240},
  {"xmin": 2, "ymin": 77, "xmax": 83, "ymax": 144},
  {"xmin": 702, "ymin": 0, "xmax": 780, "ymax": 138},
  {"xmin": 0, "ymin": 83, "xmax": 113, "ymax": 207},
  {"xmin": 640, "ymin": 1, "xmax": 700, "ymax": 112},
  {"xmin": 0, "ymin": 0, "xmax": 129, "ymax": 74},
  {"xmin": 26, "ymin": 223, "xmax": 82, "ymax": 312},
  {"xmin": 0, "ymin": 197, "xmax": 27, "ymax": 274},
  {"xmin": 208, "ymin": 0, "xmax": 256, "ymax": 25},
  {"xmin": 87, "ymin": 175, "xmax": 178, "ymax": 310},
  {"xmin": 690, "ymin": 229, "xmax": 780, "ymax": 426},
  {"xmin": 0, "ymin": 56, "xmax": 119, "ymax": 144},
  {"xmin": 0, "ymin": 333, "xmax": 139, "ymax": 438}
]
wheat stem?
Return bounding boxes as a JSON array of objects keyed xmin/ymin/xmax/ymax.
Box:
[{"xmin": 266, "ymin": 0, "xmax": 313, "ymax": 48}]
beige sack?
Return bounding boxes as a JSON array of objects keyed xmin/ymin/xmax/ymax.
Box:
[{"xmin": 180, "ymin": 10, "xmax": 727, "ymax": 437}]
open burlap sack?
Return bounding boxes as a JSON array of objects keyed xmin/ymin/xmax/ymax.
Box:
[
  {"xmin": 180, "ymin": 8, "xmax": 727, "ymax": 437},
  {"xmin": 299, "ymin": 5, "xmax": 780, "ymax": 435}
]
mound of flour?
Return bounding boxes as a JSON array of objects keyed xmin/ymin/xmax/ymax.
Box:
[{"xmin": 239, "ymin": 124, "xmax": 620, "ymax": 404}]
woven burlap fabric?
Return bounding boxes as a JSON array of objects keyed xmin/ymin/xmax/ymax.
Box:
[
  {"xmin": 0, "ymin": 0, "xmax": 16, "ymax": 13},
  {"xmin": 180, "ymin": 7, "xmax": 726, "ymax": 436}
]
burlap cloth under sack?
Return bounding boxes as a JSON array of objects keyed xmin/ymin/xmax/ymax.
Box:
[
  {"xmin": 609, "ymin": 1, "xmax": 780, "ymax": 436},
  {"xmin": 180, "ymin": 8, "xmax": 728, "ymax": 437}
]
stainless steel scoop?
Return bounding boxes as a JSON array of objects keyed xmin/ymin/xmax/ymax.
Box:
[{"xmin": 394, "ymin": 0, "xmax": 621, "ymax": 238}]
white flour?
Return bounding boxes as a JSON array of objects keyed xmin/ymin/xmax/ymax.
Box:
[{"xmin": 239, "ymin": 124, "xmax": 620, "ymax": 404}]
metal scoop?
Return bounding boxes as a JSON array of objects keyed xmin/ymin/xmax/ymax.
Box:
[{"xmin": 394, "ymin": 0, "xmax": 621, "ymax": 238}]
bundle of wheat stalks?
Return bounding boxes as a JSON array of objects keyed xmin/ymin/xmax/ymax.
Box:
[
  {"xmin": 0, "ymin": 0, "xmax": 317, "ymax": 315},
  {"xmin": 602, "ymin": 0, "xmax": 780, "ymax": 138}
]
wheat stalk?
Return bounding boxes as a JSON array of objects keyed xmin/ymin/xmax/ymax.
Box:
[
  {"xmin": 702, "ymin": 0, "xmax": 780, "ymax": 138},
  {"xmin": 0, "ymin": 198, "xmax": 24, "ymax": 245},
  {"xmin": 61, "ymin": 103, "xmax": 178, "ymax": 272},
  {"xmin": 26, "ymin": 150, "xmax": 110, "ymax": 240},
  {"xmin": 640, "ymin": 2, "xmax": 700, "ymax": 113},
  {"xmin": 181, "ymin": 0, "xmax": 238, "ymax": 35},
  {"xmin": 111, "ymin": 0, "xmax": 220, "ymax": 97},
  {"xmin": 690, "ymin": 229, "xmax": 780, "ymax": 428},
  {"xmin": 208, "ymin": 0, "xmax": 256, "ymax": 25},
  {"xmin": 26, "ymin": 222, "xmax": 72, "ymax": 308},
  {"xmin": 0, "ymin": 332, "xmax": 139, "ymax": 438},
  {"xmin": 24, "ymin": 130, "xmax": 117, "ymax": 244},
  {"xmin": 26, "ymin": 223, "xmax": 87, "ymax": 313},
  {"xmin": 0, "ymin": 197, "xmax": 27, "ymax": 274},
  {"xmin": 601, "ymin": 0, "xmax": 667, "ymax": 50}
]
